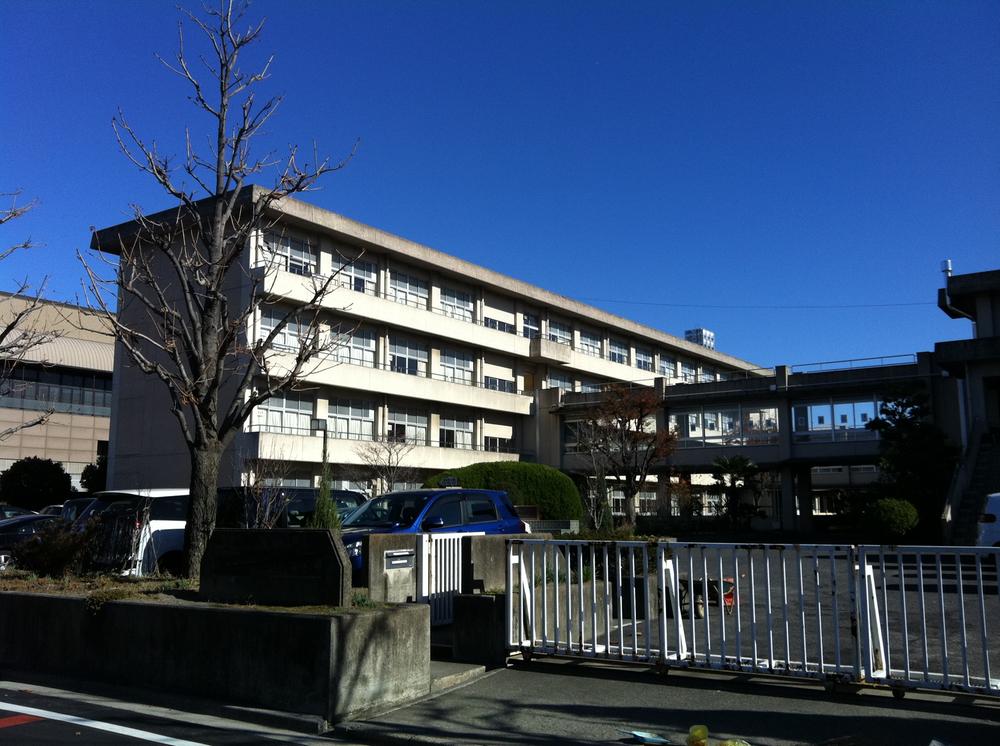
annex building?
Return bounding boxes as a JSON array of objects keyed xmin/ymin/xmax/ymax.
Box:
[
  {"xmin": 92, "ymin": 188, "xmax": 759, "ymax": 497},
  {"xmin": 0, "ymin": 294, "xmax": 113, "ymax": 488}
]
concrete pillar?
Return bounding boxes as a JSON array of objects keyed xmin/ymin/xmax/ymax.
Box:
[
  {"xmin": 378, "ymin": 255, "xmax": 389, "ymax": 297},
  {"xmin": 780, "ymin": 467, "xmax": 797, "ymax": 530},
  {"xmin": 317, "ymin": 236, "xmax": 334, "ymax": 276},
  {"xmin": 796, "ymin": 466, "xmax": 814, "ymax": 533},
  {"xmin": 430, "ymin": 277, "xmax": 441, "ymax": 313},
  {"xmin": 429, "ymin": 347, "xmax": 440, "ymax": 379},
  {"xmin": 476, "ymin": 287, "xmax": 485, "ymax": 324},
  {"xmin": 429, "ymin": 413, "xmax": 441, "ymax": 447}
]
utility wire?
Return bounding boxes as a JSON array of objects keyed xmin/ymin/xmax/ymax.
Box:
[{"xmin": 574, "ymin": 297, "xmax": 935, "ymax": 311}]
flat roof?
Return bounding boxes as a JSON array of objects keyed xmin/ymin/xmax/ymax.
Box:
[{"xmin": 91, "ymin": 186, "xmax": 761, "ymax": 372}]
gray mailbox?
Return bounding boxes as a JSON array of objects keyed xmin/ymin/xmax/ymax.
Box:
[{"xmin": 385, "ymin": 548, "xmax": 416, "ymax": 570}]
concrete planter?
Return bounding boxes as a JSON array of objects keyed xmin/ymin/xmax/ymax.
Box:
[
  {"xmin": 0, "ymin": 592, "xmax": 429, "ymax": 724},
  {"xmin": 453, "ymin": 593, "xmax": 508, "ymax": 666}
]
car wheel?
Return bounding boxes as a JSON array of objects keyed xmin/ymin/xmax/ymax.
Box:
[{"xmin": 157, "ymin": 552, "xmax": 185, "ymax": 577}]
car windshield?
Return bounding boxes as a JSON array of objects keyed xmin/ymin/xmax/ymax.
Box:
[{"xmin": 342, "ymin": 492, "xmax": 432, "ymax": 529}]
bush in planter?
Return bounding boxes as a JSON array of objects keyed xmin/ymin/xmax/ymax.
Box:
[
  {"xmin": 13, "ymin": 520, "xmax": 100, "ymax": 578},
  {"xmin": 424, "ymin": 462, "xmax": 583, "ymax": 520},
  {"xmin": 867, "ymin": 498, "xmax": 919, "ymax": 541}
]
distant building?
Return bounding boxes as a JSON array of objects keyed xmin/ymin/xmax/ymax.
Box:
[
  {"xmin": 0, "ymin": 294, "xmax": 113, "ymax": 488},
  {"xmin": 685, "ymin": 327, "xmax": 715, "ymax": 350}
]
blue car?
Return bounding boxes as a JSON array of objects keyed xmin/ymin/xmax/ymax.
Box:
[{"xmin": 340, "ymin": 488, "xmax": 528, "ymax": 580}]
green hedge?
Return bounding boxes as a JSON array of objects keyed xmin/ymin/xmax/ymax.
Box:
[
  {"xmin": 867, "ymin": 498, "xmax": 919, "ymax": 540},
  {"xmin": 424, "ymin": 462, "xmax": 583, "ymax": 520}
]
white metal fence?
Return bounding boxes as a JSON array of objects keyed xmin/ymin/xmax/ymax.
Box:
[
  {"xmin": 417, "ymin": 532, "xmax": 483, "ymax": 625},
  {"xmin": 506, "ymin": 539, "xmax": 1000, "ymax": 698}
]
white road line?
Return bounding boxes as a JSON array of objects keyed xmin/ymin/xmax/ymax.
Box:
[{"xmin": 0, "ymin": 702, "xmax": 208, "ymax": 745}]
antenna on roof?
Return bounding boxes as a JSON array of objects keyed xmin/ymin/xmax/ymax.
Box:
[{"xmin": 941, "ymin": 259, "xmax": 953, "ymax": 278}]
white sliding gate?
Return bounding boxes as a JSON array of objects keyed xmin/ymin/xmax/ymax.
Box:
[
  {"xmin": 506, "ymin": 539, "xmax": 1000, "ymax": 699},
  {"xmin": 417, "ymin": 532, "xmax": 483, "ymax": 625}
]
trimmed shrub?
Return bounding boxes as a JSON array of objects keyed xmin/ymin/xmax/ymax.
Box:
[
  {"xmin": 867, "ymin": 498, "xmax": 919, "ymax": 540},
  {"xmin": 424, "ymin": 462, "xmax": 583, "ymax": 520},
  {"xmin": 0, "ymin": 457, "xmax": 72, "ymax": 511}
]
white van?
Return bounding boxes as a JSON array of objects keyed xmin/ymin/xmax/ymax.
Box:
[
  {"xmin": 84, "ymin": 489, "xmax": 189, "ymax": 576},
  {"xmin": 976, "ymin": 493, "xmax": 1000, "ymax": 547}
]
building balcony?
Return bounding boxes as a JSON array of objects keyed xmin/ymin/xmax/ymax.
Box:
[
  {"xmin": 261, "ymin": 268, "xmax": 531, "ymax": 357},
  {"xmin": 529, "ymin": 337, "xmax": 572, "ymax": 365},
  {"xmin": 239, "ymin": 429, "xmax": 520, "ymax": 471},
  {"xmin": 264, "ymin": 350, "xmax": 533, "ymax": 415}
]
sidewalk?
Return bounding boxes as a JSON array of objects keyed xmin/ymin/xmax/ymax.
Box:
[{"xmin": 337, "ymin": 658, "xmax": 1000, "ymax": 745}]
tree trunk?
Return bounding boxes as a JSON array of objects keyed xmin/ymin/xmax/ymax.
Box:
[
  {"xmin": 184, "ymin": 439, "xmax": 223, "ymax": 579},
  {"xmin": 622, "ymin": 487, "xmax": 638, "ymax": 529}
]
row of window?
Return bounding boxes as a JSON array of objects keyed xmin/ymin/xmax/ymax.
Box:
[
  {"xmin": 252, "ymin": 392, "xmax": 516, "ymax": 451},
  {"xmin": 0, "ymin": 365, "xmax": 113, "ymax": 417},
  {"xmin": 261, "ymin": 234, "xmax": 731, "ymax": 382}
]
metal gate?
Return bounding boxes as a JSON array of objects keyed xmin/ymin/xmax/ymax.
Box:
[
  {"xmin": 417, "ymin": 532, "xmax": 483, "ymax": 625},
  {"xmin": 506, "ymin": 539, "xmax": 1000, "ymax": 698}
]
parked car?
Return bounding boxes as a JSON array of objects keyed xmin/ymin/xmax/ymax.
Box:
[
  {"xmin": 82, "ymin": 489, "xmax": 189, "ymax": 576},
  {"xmin": 976, "ymin": 492, "xmax": 1000, "ymax": 547},
  {"xmin": 340, "ymin": 488, "xmax": 529, "ymax": 583},
  {"xmin": 285, "ymin": 489, "xmax": 367, "ymax": 526},
  {"xmin": 40, "ymin": 504, "xmax": 64, "ymax": 516},
  {"xmin": 0, "ymin": 503, "xmax": 35, "ymax": 520},
  {"xmin": 61, "ymin": 496, "xmax": 96, "ymax": 523},
  {"xmin": 0, "ymin": 514, "xmax": 59, "ymax": 571}
]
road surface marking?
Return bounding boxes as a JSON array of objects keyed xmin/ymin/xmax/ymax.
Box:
[
  {"xmin": 0, "ymin": 702, "xmax": 207, "ymax": 745},
  {"xmin": 0, "ymin": 714, "xmax": 42, "ymax": 728}
]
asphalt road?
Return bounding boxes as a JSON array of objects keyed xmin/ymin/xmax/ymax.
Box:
[{"xmin": 0, "ymin": 682, "xmax": 346, "ymax": 745}]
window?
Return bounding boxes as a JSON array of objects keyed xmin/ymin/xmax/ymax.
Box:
[
  {"xmin": 387, "ymin": 409, "xmax": 427, "ymax": 444},
  {"xmin": 389, "ymin": 270, "xmax": 429, "ymax": 308},
  {"xmin": 0, "ymin": 365, "xmax": 113, "ymax": 417},
  {"xmin": 636, "ymin": 348, "xmax": 653, "ymax": 372},
  {"xmin": 659, "ymin": 355, "xmax": 675, "ymax": 378},
  {"xmin": 609, "ymin": 339, "xmax": 629, "ymax": 365},
  {"xmin": 262, "ymin": 233, "xmax": 317, "ymax": 276},
  {"xmin": 389, "ymin": 337, "xmax": 428, "ymax": 376},
  {"xmin": 328, "ymin": 398, "xmax": 375, "ymax": 441},
  {"xmin": 441, "ymin": 287, "xmax": 474, "ymax": 321},
  {"xmin": 548, "ymin": 320, "xmax": 572, "ymax": 345},
  {"xmin": 255, "ymin": 391, "xmax": 313, "ymax": 434},
  {"xmin": 484, "ymin": 376, "xmax": 516, "ymax": 393},
  {"xmin": 335, "ymin": 328, "xmax": 376, "ymax": 367},
  {"xmin": 439, "ymin": 418, "xmax": 473, "ymax": 449},
  {"xmin": 793, "ymin": 398, "xmax": 880, "ymax": 442},
  {"xmin": 259, "ymin": 307, "xmax": 307, "ymax": 352},
  {"xmin": 579, "ymin": 380, "xmax": 602, "ymax": 393},
  {"xmin": 699, "ymin": 367, "xmax": 717, "ymax": 383},
  {"xmin": 484, "ymin": 436, "xmax": 513, "ymax": 452},
  {"xmin": 424, "ymin": 494, "xmax": 463, "ymax": 527},
  {"xmin": 440, "ymin": 350, "xmax": 474, "ymax": 384},
  {"xmin": 578, "ymin": 329, "xmax": 602, "ymax": 357},
  {"xmin": 332, "ymin": 255, "xmax": 376, "ymax": 294},
  {"xmin": 484, "ymin": 317, "xmax": 516, "ymax": 334},
  {"xmin": 522, "ymin": 313, "xmax": 540, "ymax": 339},
  {"xmin": 547, "ymin": 373, "xmax": 573, "ymax": 391},
  {"xmin": 465, "ymin": 495, "xmax": 499, "ymax": 524},
  {"xmin": 680, "ymin": 362, "xmax": 697, "ymax": 382}
]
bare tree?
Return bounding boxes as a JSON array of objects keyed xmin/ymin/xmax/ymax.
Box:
[
  {"xmin": 574, "ymin": 383, "xmax": 676, "ymax": 528},
  {"xmin": 241, "ymin": 456, "xmax": 295, "ymax": 529},
  {"xmin": 80, "ymin": 1, "xmax": 355, "ymax": 577},
  {"xmin": 353, "ymin": 437, "xmax": 419, "ymax": 494},
  {"xmin": 0, "ymin": 191, "xmax": 59, "ymax": 441}
]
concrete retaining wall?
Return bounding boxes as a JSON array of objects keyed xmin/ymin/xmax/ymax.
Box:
[{"xmin": 0, "ymin": 592, "xmax": 429, "ymax": 724}]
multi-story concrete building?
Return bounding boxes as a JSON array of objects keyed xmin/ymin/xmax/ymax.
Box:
[
  {"xmin": 0, "ymin": 294, "xmax": 113, "ymax": 488},
  {"xmin": 92, "ymin": 189, "xmax": 759, "ymax": 494}
]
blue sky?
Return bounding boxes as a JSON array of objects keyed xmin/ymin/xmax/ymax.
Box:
[{"xmin": 2, "ymin": 1, "xmax": 997, "ymax": 367}]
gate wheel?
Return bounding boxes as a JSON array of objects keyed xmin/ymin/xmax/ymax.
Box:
[
  {"xmin": 520, "ymin": 647, "xmax": 533, "ymax": 663},
  {"xmin": 892, "ymin": 688, "xmax": 906, "ymax": 700}
]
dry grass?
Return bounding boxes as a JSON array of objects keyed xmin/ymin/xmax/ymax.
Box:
[{"xmin": 0, "ymin": 570, "xmax": 380, "ymax": 615}]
